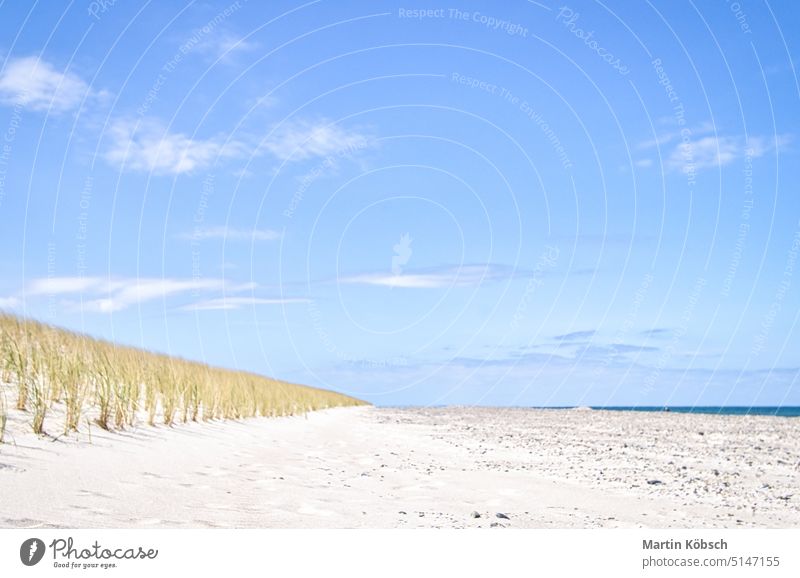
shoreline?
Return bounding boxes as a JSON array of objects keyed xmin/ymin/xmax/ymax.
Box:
[{"xmin": 383, "ymin": 405, "xmax": 800, "ymax": 417}]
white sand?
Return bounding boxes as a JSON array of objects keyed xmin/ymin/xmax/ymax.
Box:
[{"xmin": 0, "ymin": 406, "xmax": 798, "ymax": 528}]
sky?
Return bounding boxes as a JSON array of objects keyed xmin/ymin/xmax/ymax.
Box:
[{"xmin": 0, "ymin": 0, "xmax": 798, "ymax": 407}]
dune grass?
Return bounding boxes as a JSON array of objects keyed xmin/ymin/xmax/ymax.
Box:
[
  {"xmin": 0, "ymin": 313, "xmax": 367, "ymax": 437},
  {"xmin": 0, "ymin": 382, "xmax": 6, "ymax": 444}
]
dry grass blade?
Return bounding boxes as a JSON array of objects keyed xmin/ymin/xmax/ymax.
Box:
[{"xmin": 0, "ymin": 313, "xmax": 366, "ymax": 436}]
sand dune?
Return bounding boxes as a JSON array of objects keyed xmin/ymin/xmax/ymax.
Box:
[{"xmin": 0, "ymin": 407, "xmax": 798, "ymax": 528}]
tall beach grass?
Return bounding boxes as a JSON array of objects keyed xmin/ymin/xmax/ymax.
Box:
[{"xmin": 0, "ymin": 313, "xmax": 366, "ymax": 437}]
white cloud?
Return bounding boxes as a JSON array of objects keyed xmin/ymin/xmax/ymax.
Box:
[
  {"xmin": 745, "ymin": 135, "xmax": 792, "ymax": 157},
  {"xmin": 638, "ymin": 121, "xmax": 715, "ymax": 150},
  {"xmin": 24, "ymin": 276, "xmax": 256, "ymax": 312},
  {"xmin": 201, "ymin": 33, "xmax": 259, "ymax": 62},
  {"xmin": 341, "ymin": 273, "xmax": 442, "ymax": 289},
  {"xmin": 666, "ymin": 134, "xmax": 790, "ymax": 174},
  {"xmin": 179, "ymin": 226, "xmax": 282, "ymax": 242},
  {"xmin": 104, "ymin": 119, "xmax": 244, "ymax": 175},
  {"xmin": 637, "ymin": 130, "xmax": 681, "ymax": 150},
  {"xmin": 260, "ymin": 119, "xmax": 372, "ymax": 162},
  {"xmin": 249, "ymin": 94, "xmax": 278, "ymax": 110},
  {"xmin": 0, "ymin": 56, "xmax": 93, "ymax": 113},
  {"xmin": 84, "ymin": 278, "xmax": 229, "ymax": 312},
  {"xmin": 667, "ymin": 135, "xmax": 739, "ymax": 172},
  {"xmin": 638, "ymin": 122, "xmax": 790, "ymax": 175},
  {"xmin": 28, "ymin": 277, "xmax": 102, "ymax": 295},
  {"xmin": 103, "ymin": 117, "xmax": 372, "ymax": 175},
  {"xmin": 339, "ymin": 265, "xmax": 510, "ymax": 289},
  {"xmin": 184, "ymin": 296, "xmax": 308, "ymax": 311}
]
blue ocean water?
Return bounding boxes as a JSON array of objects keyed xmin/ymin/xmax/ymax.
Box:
[{"xmin": 588, "ymin": 406, "xmax": 800, "ymax": 417}]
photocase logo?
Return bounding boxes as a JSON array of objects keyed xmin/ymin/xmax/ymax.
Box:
[
  {"xmin": 20, "ymin": 538, "xmax": 45, "ymax": 566},
  {"xmin": 391, "ymin": 233, "xmax": 413, "ymax": 277}
]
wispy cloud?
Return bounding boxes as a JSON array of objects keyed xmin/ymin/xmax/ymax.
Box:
[
  {"xmin": 25, "ymin": 276, "xmax": 254, "ymax": 313},
  {"xmin": 104, "ymin": 119, "xmax": 245, "ymax": 175},
  {"xmin": 453, "ymin": 351, "xmax": 574, "ymax": 367},
  {"xmin": 554, "ymin": 330, "xmax": 596, "ymax": 341},
  {"xmin": 198, "ymin": 32, "xmax": 259, "ymax": 62},
  {"xmin": 324, "ymin": 355, "xmax": 800, "ymax": 406},
  {"xmin": 0, "ymin": 56, "xmax": 101, "ymax": 113},
  {"xmin": 637, "ymin": 123, "xmax": 790, "ymax": 174},
  {"xmin": 435, "ymin": 341, "xmax": 660, "ymax": 371},
  {"xmin": 637, "ymin": 121, "xmax": 715, "ymax": 150},
  {"xmin": 82, "ymin": 279, "xmax": 232, "ymax": 313},
  {"xmin": 666, "ymin": 135, "xmax": 756, "ymax": 173},
  {"xmin": 574, "ymin": 342, "xmax": 661, "ymax": 358},
  {"xmin": 28, "ymin": 276, "xmax": 101, "ymax": 295},
  {"xmin": 184, "ymin": 296, "xmax": 309, "ymax": 311},
  {"xmin": 640, "ymin": 328, "xmax": 671, "ymax": 338},
  {"xmin": 179, "ymin": 226, "xmax": 282, "ymax": 242},
  {"xmin": 0, "ymin": 63, "xmax": 370, "ymax": 177},
  {"xmin": 338, "ymin": 264, "xmax": 516, "ymax": 289},
  {"xmin": 104, "ymin": 117, "xmax": 373, "ymax": 175},
  {"xmin": 248, "ymin": 94, "xmax": 278, "ymax": 110},
  {"xmin": 517, "ymin": 334, "xmax": 662, "ymax": 365},
  {"xmin": 259, "ymin": 119, "xmax": 372, "ymax": 162},
  {"xmin": 342, "ymin": 273, "xmax": 457, "ymax": 289}
]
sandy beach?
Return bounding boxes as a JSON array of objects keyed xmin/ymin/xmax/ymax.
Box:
[{"xmin": 1, "ymin": 406, "xmax": 798, "ymax": 529}]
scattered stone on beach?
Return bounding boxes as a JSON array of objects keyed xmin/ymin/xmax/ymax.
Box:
[{"xmin": 4, "ymin": 404, "xmax": 800, "ymax": 529}]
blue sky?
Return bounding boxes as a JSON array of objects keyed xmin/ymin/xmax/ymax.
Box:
[{"xmin": 0, "ymin": 0, "xmax": 798, "ymax": 406}]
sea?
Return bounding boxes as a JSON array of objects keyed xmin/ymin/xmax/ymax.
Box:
[{"xmin": 587, "ymin": 406, "xmax": 800, "ymax": 417}]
